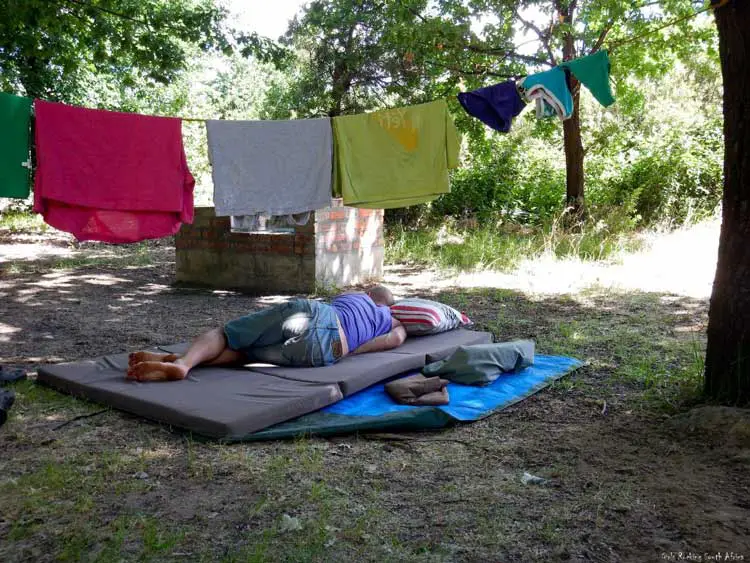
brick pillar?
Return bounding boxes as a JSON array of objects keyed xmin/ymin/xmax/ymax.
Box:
[
  {"xmin": 314, "ymin": 199, "xmax": 384, "ymax": 288},
  {"xmin": 174, "ymin": 204, "xmax": 384, "ymax": 294},
  {"xmin": 175, "ymin": 207, "xmax": 316, "ymax": 294}
]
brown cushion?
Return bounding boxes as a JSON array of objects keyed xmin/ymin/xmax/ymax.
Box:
[
  {"xmin": 37, "ymin": 358, "xmax": 342, "ymax": 440},
  {"xmin": 391, "ymin": 329, "xmax": 493, "ymax": 363},
  {"xmin": 248, "ymin": 351, "xmax": 426, "ymax": 396},
  {"xmin": 36, "ymin": 330, "xmax": 495, "ymax": 439}
]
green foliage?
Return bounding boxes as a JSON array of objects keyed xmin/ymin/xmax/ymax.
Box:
[
  {"xmin": 602, "ymin": 130, "xmax": 723, "ymax": 226},
  {"xmin": 385, "ymin": 205, "xmax": 643, "ymax": 272},
  {"xmin": 0, "ymin": 0, "xmax": 289, "ymax": 105},
  {"xmin": 265, "ymin": 0, "xmax": 437, "ymax": 118},
  {"xmin": 0, "ymin": 0, "xmax": 230, "ymax": 101},
  {"xmin": 429, "ymin": 136, "xmax": 566, "ymax": 225},
  {"xmin": 583, "ymin": 51, "xmax": 723, "ymax": 227},
  {"xmin": 423, "ymin": 41, "xmax": 721, "ymax": 230}
]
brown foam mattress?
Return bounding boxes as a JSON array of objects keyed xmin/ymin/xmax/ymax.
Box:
[{"xmin": 37, "ymin": 329, "xmax": 492, "ymax": 440}]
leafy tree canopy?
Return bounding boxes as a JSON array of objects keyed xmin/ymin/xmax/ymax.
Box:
[
  {"xmin": 275, "ymin": 0, "xmax": 717, "ymax": 206},
  {"xmin": 0, "ymin": 0, "xmax": 288, "ymax": 103},
  {"xmin": 271, "ymin": 0, "xmax": 436, "ymax": 117}
]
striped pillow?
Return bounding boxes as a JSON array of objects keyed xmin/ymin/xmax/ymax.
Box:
[{"xmin": 390, "ymin": 298, "xmax": 472, "ymax": 336}]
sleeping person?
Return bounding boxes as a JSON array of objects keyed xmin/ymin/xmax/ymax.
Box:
[{"xmin": 126, "ymin": 286, "xmax": 406, "ymax": 382}]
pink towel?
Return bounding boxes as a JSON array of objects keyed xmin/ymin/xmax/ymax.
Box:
[{"xmin": 34, "ymin": 100, "xmax": 194, "ymax": 243}]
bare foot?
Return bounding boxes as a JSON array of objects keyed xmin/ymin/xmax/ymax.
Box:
[
  {"xmin": 126, "ymin": 361, "xmax": 188, "ymax": 382},
  {"xmin": 128, "ymin": 351, "xmax": 179, "ymax": 368}
]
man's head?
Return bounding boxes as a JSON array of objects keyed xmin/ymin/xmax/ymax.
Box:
[{"xmin": 367, "ymin": 285, "xmax": 395, "ymax": 307}]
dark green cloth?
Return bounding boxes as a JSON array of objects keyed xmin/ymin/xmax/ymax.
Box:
[
  {"xmin": 422, "ymin": 340, "xmax": 535, "ymax": 386},
  {"xmin": 0, "ymin": 92, "xmax": 33, "ymax": 199},
  {"xmin": 560, "ymin": 50, "xmax": 616, "ymax": 108}
]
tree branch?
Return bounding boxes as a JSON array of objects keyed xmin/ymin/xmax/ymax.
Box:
[
  {"xmin": 423, "ymin": 59, "xmax": 522, "ymax": 80},
  {"xmin": 514, "ymin": 7, "xmax": 557, "ymax": 66},
  {"xmin": 57, "ymin": 0, "xmax": 152, "ymax": 28},
  {"xmin": 465, "ymin": 44, "xmax": 551, "ymax": 67},
  {"xmin": 554, "ymin": 0, "xmax": 578, "ymax": 18},
  {"xmin": 591, "ymin": 19, "xmax": 614, "ymax": 52},
  {"xmin": 514, "ymin": 8, "xmax": 547, "ymax": 42},
  {"xmin": 569, "ymin": 0, "xmax": 579, "ymax": 18},
  {"xmin": 402, "ymin": 2, "xmax": 428, "ymax": 24}
]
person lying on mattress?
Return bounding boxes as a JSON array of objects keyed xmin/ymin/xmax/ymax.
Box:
[{"xmin": 125, "ymin": 285, "xmax": 406, "ymax": 382}]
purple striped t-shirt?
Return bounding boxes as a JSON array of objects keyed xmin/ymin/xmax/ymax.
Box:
[{"xmin": 331, "ymin": 293, "xmax": 392, "ymax": 352}]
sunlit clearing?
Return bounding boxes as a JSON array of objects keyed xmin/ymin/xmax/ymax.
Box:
[
  {"xmin": 139, "ymin": 283, "xmax": 171, "ymax": 294},
  {"xmin": 27, "ymin": 356, "xmax": 66, "ymax": 362},
  {"xmin": 385, "ymin": 219, "xmax": 719, "ymax": 299},
  {"xmin": 0, "ymin": 242, "xmax": 74, "ymax": 262},
  {"xmin": 0, "ymin": 324, "xmax": 21, "ymax": 333},
  {"xmin": 32, "ymin": 272, "xmax": 129, "ymax": 287}
]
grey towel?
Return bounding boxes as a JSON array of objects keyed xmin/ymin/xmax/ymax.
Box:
[
  {"xmin": 422, "ymin": 340, "xmax": 535, "ymax": 386},
  {"xmin": 206, "ymin": 118, "xmax": 333, "ymax": 217}
]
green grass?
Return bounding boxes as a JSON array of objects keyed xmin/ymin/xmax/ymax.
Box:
[
  {"xmin": 385, "ymin": 215, "xmax": 644, "ymax": 272},
  {"xmin": 0, "ymin": 209, "xmax": 49, "ymax": 233},
  {"xmin": 452, "ymin": 286, "xmax": 706, "ymax": 412},
  {"xmin": 1, "ymin": 220, "xmax": 722, "ymax": 561},
  {"xmin": 50, "ymin": 247, "xmax": 155, "ymax": 270},
  {"xmin": 612, "ymin": 337, "xmax": 705, "ymax": 411}
]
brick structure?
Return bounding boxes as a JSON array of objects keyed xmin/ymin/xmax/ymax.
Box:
[{"xmin": 175, "ymin": 201, "xmax": 384, "ymax": 294}]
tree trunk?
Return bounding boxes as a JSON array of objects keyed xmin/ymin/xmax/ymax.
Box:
[
  {"xmin": 563, "ymin": 87, "xmax": 584, "ymax": 213},
  {"xmin": 20, "ymin": 56, "xmax": 45, "ymax": 100},
  {"xmin": 704, "ymin": 0, "xmax": 750, "ymax": 405},
  {"xmin": 562, "ymin": 23, "xmax": 584, "ymax": 215}
]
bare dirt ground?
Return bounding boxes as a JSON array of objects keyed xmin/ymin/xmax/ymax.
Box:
[{"xmin": 1, "ymin": 220, "xmax": 749, "ymax": 563}]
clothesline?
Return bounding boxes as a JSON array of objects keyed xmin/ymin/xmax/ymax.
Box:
[
  {"xmin": 31, "ymin": 0, "xmax": 723, "ymax": 124},
  {"xmin": 180, "ymin": 116, "xmax": 212, "ymax": 123},
  {"xmin": 1, "ymin": 93, "xmax": 461, "ymax": 242},
  {"xmin": 176, "ymin": 0, "xmax": 720, "ymax": 123},
  {"xmin": 0, "ymin": 0, "xmax": 728, "ymax": 244}
]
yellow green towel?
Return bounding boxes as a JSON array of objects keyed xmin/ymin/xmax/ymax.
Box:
[
  {"xmin": 0, "ymin": 92, "xmax": 33, "ymax": 199},
  {"xmin": 332, "ymin": 99, "xmax": 460, "ymax": 208}
]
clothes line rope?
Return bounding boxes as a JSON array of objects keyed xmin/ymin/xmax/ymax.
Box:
[
  {"xmin": 27, "ymin": 0, "xmax": 728, "ymax": 124},
  {"xmin": 180, "ymin": 116, "xmax": 213, "ymax": 123}
]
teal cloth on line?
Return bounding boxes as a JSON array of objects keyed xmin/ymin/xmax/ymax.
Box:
[
  {"xmin": 0, "ymin": 92, "xmax": 33, "ymax": 199},
  {"xmin": 521, "ymin": 67, "xmax": 574, "ymax": 120},
  {"xmin": 560, "ymin": 50, "xmax": 616, "ymax": 108}
]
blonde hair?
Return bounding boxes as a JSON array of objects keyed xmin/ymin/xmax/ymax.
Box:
[{"xmin": 367, "ymin": 285, "xmax": 395, "ymax": 307}]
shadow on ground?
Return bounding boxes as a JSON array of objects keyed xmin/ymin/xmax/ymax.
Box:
[{"xmin": 1, "ymin": 242, "xmax": 748, "ymax": 563}]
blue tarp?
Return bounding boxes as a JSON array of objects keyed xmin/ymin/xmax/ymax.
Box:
[{"xmin": 240, "ymin": 354, "xmax": 583, "ymax": 441}]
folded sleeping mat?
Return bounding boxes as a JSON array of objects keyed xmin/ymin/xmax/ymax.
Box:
[{"xmin": 36, "ymin": 329, "xmax": 492, "ymax": 440}]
